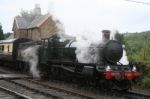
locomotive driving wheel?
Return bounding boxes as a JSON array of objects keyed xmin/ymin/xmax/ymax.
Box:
[
  {"xmin": 51, "ymin": 67, "xmax": 60, "ymax": 80},
  {"xmin": 112, "ymin": 80, "xmax": 131, "ymax": 91},
  {"xmin": 60, "ymin": 69, "xmax": 67, "ymax": 79}
]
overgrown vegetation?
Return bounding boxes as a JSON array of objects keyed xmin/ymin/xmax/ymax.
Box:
[
  {"xmin": 123, "ymin": 31, "xmax": 150, "ymax": 88},
  {"xmin": 0, "ymin": 24, "xmax": 4, "ymax": 40},
  {"xmin": 124, "ymin": 31, "xmax": 150, "ymax": 62},
  {"xmin": 135, "ymin": 65, "xmax": 150, "ymax": 88},
  {"xmin": 4, "ymin": 32, "xmax": 11, "ymax": 39}
]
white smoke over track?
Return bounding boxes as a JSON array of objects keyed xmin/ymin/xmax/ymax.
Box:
[{"xmin": 21, "ymin": 45, "xmax": 40, "ymax": 78}]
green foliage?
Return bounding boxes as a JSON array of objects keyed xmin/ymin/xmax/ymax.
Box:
[
  {"xmin": 124, "ymin": 31, "xmax": 150, "ymax": 62},
  {"xmin": 123, "ymin": 31, "xmax": 150, "ymax": 88},
  {"xmin": 141, "ymin": 76, "xmax": 150, "ymax": 88},
  {"xmin": 4, "ymin": 32, "xmax": 11, "ymax": 39},
  {"xmin": 17, "ymin": 7, "xmax": 41, "ymax": 19},
  {"xmin": 0, "ymin": 24, "xmax": 4, "ymax": 40},
  {"xmin": 115, "ymin": 32, "xmax": 124, "ymax": 44},
  {"xmin": 20, "ymin": 10, "xmax": 36, "ymax": 18},
  {"xmin": 136, "ymin": 66, "xmax": 150, "ymax": 88}
]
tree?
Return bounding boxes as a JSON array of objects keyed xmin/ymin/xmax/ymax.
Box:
[
  {"xmin": 19, "ymin": 5, "xmax": 41, "ymax": 18},
  {"xmin": 114, "ymin": 31, "xmax": 124, "ymax": 44},
  {"xmin": 0, "ymin": 24, "xmax": 4, "ymax": 40},
  {"xmin": 4, "ymin": 32, "xmax": 11, "ymax": 39}
]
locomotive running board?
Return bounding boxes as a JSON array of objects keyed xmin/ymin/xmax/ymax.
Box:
[
  {"xmin": 51, "ymin": 65, "xmax": 74, "ymax": 73},
  {"xmin": 48, "ymin": 60, "xmax": 96, "ymax": 67}
]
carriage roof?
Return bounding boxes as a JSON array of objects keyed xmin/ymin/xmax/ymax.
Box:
[{"xmin": 0, "ymin": 39, "xmax": 16, "ymax": 44}]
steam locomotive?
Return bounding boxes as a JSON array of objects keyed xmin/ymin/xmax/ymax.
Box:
[{"xmin": 0, "ymin": 30, "xmax": 140, "ymax": 91}]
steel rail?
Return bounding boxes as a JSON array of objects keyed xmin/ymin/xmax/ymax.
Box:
[
  {"xmin": 5, "ymin": 79, "xmax": 63, "ymax": 99},
  {"xmin": 111, "ymin": 90, "xmax": 150, "ymax": 99},
  {"xmin": 0, "ymin": 85, "xmax": 32, "ymax": 99},
  {"xmin": 27, "ymin": 79, "xmax": 96, "ymax": 99}
]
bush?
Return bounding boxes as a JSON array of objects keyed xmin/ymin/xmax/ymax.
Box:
[
  {"xmin": 141, "ymin": 76, "xmax": 150, "ymax": 88},
  {"xmin": 135, "ymin": 65, "xmax": 150, "ymax": 88}
]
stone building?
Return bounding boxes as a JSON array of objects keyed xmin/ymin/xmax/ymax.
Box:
[{"xmin": 12, "ymin": 5, "xmax": 60, "ymax": 41}]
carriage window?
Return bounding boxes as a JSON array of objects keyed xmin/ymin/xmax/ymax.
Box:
[
  {"xmin": 8, "ymin": 45, "xmax": 9, "ymax": 52},
  {"xmin": 0, "ymin": 45, "xmax": 4, "ymax": 52}
]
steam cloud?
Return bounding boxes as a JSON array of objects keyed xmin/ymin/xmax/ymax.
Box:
[
  {"xmin": 69, "ymin": 35, "xmax": 101, "ymax": 63},
  {"xmin": 68, "ymin": 31, "xmax": 129, "ymax": 65},
  {"xmin": 119, "ymin": 45, "xmax": 129, "ymax": 65},
  {"xmin": 21, "ymin": 45, "xmax": 40, "ymax": 78}
]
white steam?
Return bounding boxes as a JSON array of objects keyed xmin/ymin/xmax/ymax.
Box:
[
  {"xmin": 119, "ymin": 45, "xmax": 129, "ymax": 65},
  {"xmin": 70, "ymin": 34, "xmax": 101, "ymax": 63},
  {"xmin": 57, "ymin": 30, "xmax": 129, "ymax": 65},
  {"xmin": 76, "ymin": 46, "xmax": 99, "ymax": 63},
  {"xmin": 21, "ymin": 45, "xmax": 40, "ymax": 78},
  {"xmin": 68, "ymin": 31, "xmax": 129, "ymax": 65}
]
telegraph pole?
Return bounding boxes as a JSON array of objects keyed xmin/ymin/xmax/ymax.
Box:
[{"xmin": 143, "ymin": 34, "xmax": 148, "ymax": 60}]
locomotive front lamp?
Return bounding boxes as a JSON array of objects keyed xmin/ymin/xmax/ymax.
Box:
[{"xmin": 132, "ymin": 66, "xmax": 137, "ymax": 71}]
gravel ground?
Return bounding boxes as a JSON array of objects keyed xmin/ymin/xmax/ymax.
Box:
[{"xmin": 130, "ymin": 87, "xmax": 150, "ymax": 95}]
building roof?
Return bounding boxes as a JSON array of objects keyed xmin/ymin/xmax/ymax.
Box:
[
  {"xmin": 14, "ymin": 14, "xmax": 50, "ymax": 30},
  {"xmin": 15, "ymin": 17, "xmax": 31, "ymax": 29},
  {"xmin": 0, "ymin": 39, "xmax": 16, "ymax": 44},
  {"xmin": 27, "ymin": 15, "xmax": 46, "ymax": 28}
]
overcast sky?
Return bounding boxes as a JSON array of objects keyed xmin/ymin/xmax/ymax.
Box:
[{"xmin": 0, "ymin": 0, "xmax": 150, "ymax": 35}]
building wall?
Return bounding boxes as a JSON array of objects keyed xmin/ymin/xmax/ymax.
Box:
[
  {"xmin": 0, "ymin": 43, "xmax": 13, "ymax": 54},
  {"xmin": 27, "ymin": 29, "xmax": 32, "ymax": 39},
  {"xmin": 14, "ymin": 29, "xmax": 28, "ymax": 39},
  {"xmin": 13, "ymin": 20, "xmax": 28, "ymax": 39},
  {"xmin": 13, "ymin": 22, "xmax": 19, "ymax": 38},
  {"xmin": 40, "ymin": 16, "xmax": 59, "ymax": 39},
  {"xmin": 14, "ymin": 29, "xmax": 20, "ymax": 38},
  {"xmin": 31, "ymin": 28, "xmax": 41, "ymax": 41},
  {"xmin": 4, "ymin": 43, "xmax": 13, "ymax": 53},
  {"xmin": 19, "ymin": 30, "xmax": 28, "ymax": 38}
]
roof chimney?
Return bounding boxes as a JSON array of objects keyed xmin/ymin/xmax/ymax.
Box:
[
  {"xmin": 33, "ymin": 4, "xmax": 41, "ymax": 15},
  {"xmin": 102, "ymin": 30, "xmax": 110, "ymax": 42}
]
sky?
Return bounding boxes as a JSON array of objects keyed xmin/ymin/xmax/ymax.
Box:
[{"xmin": 0, "ymin": 0, "xmax": 150, "ymax": 35}]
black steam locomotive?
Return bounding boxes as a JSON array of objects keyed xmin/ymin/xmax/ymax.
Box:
[{"xmin": 0, "ymin": 30, "xmax": 140, "ymax": 91}]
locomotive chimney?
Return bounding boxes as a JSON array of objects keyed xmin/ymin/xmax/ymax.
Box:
[{"xmin": 102, "ymin": 30, "xmax": 110, "ymax": 42}]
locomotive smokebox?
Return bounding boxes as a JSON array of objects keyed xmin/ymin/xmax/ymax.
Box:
[
  {"xmin": 102, "ymin": 30, "xmax": 110, "ymax": 42},
  {"xmin": 99, "ymin": 30, "xmax": 123, "ymax": 64},
  {"xmin": 103, "ymin": 40, "xmax": 123, "ymax": 64}
]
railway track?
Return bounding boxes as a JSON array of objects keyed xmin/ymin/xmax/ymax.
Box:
[
  {"xmin": 37, "ymin": 80, "xmax": 150, "ymax": 99},
  {"xmin": 0, "ymin": 67, "xmax": 149, "ymax": 99},
  {"xmin": 0, "ymin": 79, "xmax": 96, "ymax": 99},
  {"xmin": 108, "ymin": 90, "xmax": 150, "ymax": 99},
  {"xmin": 0, "ymin": 78, "xmax": 149, "ymax": 99},
  {"xmin": 7, "ymin": 78, "xmax": 150, "ymax": 99},
  {"xmin": 0, "ymin": 85, "xmax": 31, "ymax": 99},
  {"xmin": 0, "ymin": 67, "xmax": 97, "ymax": 99}
]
